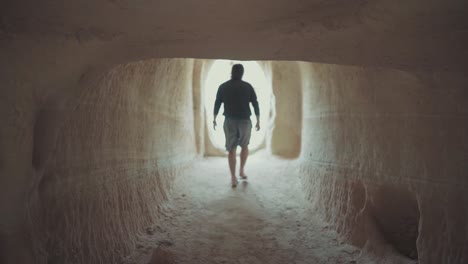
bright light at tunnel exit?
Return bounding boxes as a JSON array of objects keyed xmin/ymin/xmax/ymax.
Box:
[{"xmin": 205, "ymin": 60, "xmax": 271, "ymax": 152}]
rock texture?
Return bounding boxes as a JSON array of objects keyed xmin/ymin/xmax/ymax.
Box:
[
  {"xmin": 1, "ymin": 59, "xmax": 197, "ymax": 263},
  {"xmin": 269, "ymin": 62, "xmax": 303, "ymax": 158},
  {"xmin": 1, "ymin": 0, "xmax": 467, "ymax": 263},
  {"xmin": 298, "ymin": 62, "xmax": 468, "ymax": 263}
]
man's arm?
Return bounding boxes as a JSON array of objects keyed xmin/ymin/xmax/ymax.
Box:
[
  {"xmin": 250, "ymin": 86, "xmax": 260, "ymax": 131},
  {"xmin": 213, "ymin": 86, "xmax": 223, "ymax": 130}
]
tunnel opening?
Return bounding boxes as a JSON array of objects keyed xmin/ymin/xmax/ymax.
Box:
[
  {"xmin": 203, "ymin": 60, "xmax": 272, "ymax": 154},
  {"xmin": 5, "ymin": 54, "xmax": 466, "ymax": 264}
]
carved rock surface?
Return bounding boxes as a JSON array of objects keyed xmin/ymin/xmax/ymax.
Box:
[{"xmin": 1, "ymin": 1, "xmax": 467, "ymax": 263}]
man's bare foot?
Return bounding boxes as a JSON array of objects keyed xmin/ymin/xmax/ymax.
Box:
[{"xmin": 231, "ymin": 178, "xmax": 238, "ymax": 187}]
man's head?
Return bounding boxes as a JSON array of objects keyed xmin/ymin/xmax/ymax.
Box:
[{"xmin": 231, "ymin": 64, "xmax": 244, "ymax": 80}]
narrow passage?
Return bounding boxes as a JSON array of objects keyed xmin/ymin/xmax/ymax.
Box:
[{"xmin": 124, "ymin": 153, "xmax": 359, "ymax": 264}]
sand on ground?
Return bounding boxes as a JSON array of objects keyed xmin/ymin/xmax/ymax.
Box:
[{"xmin": 123, "ymin": 152, "xmax": 359, "ymax": 264}]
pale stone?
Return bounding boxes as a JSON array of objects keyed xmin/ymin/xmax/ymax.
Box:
[{"xmin": 0, "ymin": 1, "xmax": 467, "ymax": 263}]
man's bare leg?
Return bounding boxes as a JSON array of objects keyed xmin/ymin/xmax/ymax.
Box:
[
  {"xmin": 240, "ymin": 146, "xmax": 248, "ymax": 179},
  {"xmin": 228, "ymin": 148, "xmax": 238, "ymax": 186}
]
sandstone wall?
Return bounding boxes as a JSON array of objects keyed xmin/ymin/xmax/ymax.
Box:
[
  {"xmin": 1, "ymin": 56, "xmax": 467, "ymax": 264},
  {"xmin": 1, "ymin": 1, "xmax": 467, "ymax": 261},
  {"xmin": 269, "ymin": 61, "xmax": 302, "ymax": 158},
  {"xmin": 298, "ymin": 62, "xmax": 468, "ymax": 263},
  {"xmin": 1, "ymin": 59, "xmax": 197, "ymax": 263}
]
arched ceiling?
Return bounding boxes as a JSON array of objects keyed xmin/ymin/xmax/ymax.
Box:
[{"xmin": 1, "ymin": 0, "xmax": 467, "ymax": 70}]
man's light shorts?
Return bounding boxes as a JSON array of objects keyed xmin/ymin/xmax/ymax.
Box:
[{"xmin": 223, "ymin": 118, "xmax": 252, "ymax": 151}]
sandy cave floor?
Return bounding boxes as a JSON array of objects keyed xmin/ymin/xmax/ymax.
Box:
[{"xmin": 123, "ymin": 152, "xmax": 360, "ymax": 264}]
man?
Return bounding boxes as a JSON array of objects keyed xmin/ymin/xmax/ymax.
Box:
[{"xmin": 213, "ymin": 64, "xmax": 260, "ymax": 187}]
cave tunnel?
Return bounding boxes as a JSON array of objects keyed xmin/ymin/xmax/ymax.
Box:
[{"xmin": 1, "ymin": 1, "xmax": 467, "ymax": 264}]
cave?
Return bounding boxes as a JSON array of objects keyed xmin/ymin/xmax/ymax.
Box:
[{"xmin": 1, "ymin": 1, "xmax": 467, "ymax": 264}]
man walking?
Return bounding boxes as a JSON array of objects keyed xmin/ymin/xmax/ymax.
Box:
[{"xmin": 213, "ymin": 64, "xmax": 260, "ymax": 187}]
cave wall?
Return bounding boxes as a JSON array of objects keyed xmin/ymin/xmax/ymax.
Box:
[
  {"xmin": 1, "ymin": 1, "xmax": 467, "ymax": 263},
  {"xmin": 269, "ymin": 61, "xmax": 302, "ymax": 158},
  {"xmin": 2, "ymin": 57, "xmax": 467, "ymax": 264},
  {"xmin": 200, "ymin": 60, "xmax": 226, "ymax": 157},
  {"xmin": 1, "ymin": 59, "xmax": 197, "ymax": 263},
  {"xmin": 1, "ymin": 57, "xmax": 467, "ymax": 264},
  {"xmin": 298, "ymin": 62, "xmax": 468, "ymax": 263}
]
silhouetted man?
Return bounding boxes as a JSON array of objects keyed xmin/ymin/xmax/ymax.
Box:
[{"xmin": 213, "ymin": 64, "xmax": 260, "ymax": 187}]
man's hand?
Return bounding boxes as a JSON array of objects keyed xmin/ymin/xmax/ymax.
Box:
[
  {"xmin": 213, "ymin": 115, "xmax": 218, "ymax": 130},
  {"xmin": 255, "ymin": 115, "xmax": 260, "ymax": 131}
]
